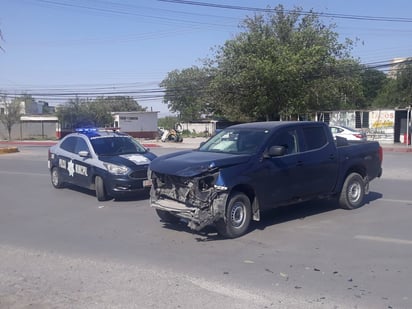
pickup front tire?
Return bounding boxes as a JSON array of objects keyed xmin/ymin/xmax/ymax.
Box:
[
  {"xmin": 215, "ymin": 192, "xmax": 251, "ymax": 238},
  {"xmin": 339, "ymin": 172, "xmax": 365, "ymax": 209}
]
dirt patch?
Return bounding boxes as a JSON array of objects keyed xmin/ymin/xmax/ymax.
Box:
[{"xmin": 0, "ymin": 147, "xmax": 19, "ymax": 154}]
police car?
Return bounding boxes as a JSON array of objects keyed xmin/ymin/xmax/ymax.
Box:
[{"xmin": 48, "ymin": 128, "xmax": 157, "ymax": 201}]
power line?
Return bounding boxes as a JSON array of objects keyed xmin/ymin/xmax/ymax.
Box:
[{"xmin": 158, "ymin": 0, "xmax": 412, "ymax": 23}]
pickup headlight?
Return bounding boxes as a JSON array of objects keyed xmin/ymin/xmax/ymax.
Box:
[{"xmin": 103, "ymin": 163, "xmax": 129, "ymax": 175}]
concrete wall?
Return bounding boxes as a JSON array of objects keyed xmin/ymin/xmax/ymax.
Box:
[
  {"xmin": 0, "ymin": 121, "xmax": 58, "ymax": 140},
  {"xmin": 180, "ymin": 121, "xmax": 217, "ymax": 136}
]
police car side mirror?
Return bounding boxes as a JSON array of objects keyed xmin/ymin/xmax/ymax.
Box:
[{"xmin": 78, "ymin": 151, "xmax": 90, "ymax": 158}]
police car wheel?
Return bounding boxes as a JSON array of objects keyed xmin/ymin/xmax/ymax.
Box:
[
  {"xmin": 51, "ymin": 167, "xmax": 64, "ymax": 188},
  {"xmin": 95, "ymin": 176, "xmax": 109, "ymax": 201}
]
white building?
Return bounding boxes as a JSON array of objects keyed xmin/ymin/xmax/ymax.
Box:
[{"xmin": 112, "ymin": 111, "xmax": 158, "ymax": 139}]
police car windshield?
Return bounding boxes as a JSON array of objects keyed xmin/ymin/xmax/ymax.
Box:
[{"xmin": 90, "ymin": 136, "xmax": 146, "ymax": 156}]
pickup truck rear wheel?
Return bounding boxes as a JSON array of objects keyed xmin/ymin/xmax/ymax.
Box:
[
  {"xmin": 216, "ymin": 192, "xmax": 251, "ymax": 238},
  {"xmin": 339, "ymin": 172, "xmax": 365, "ymax": 209}
]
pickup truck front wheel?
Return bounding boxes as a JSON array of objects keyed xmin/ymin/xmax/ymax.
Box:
[
  {"xmin": 339, "ymin": 172, "xmax": 365, "ymax": 210},
  {"xmin": 216, "ymin": 192, "xmax": 251, "ymax": 238}
]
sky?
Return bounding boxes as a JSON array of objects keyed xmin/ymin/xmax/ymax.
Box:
[{"xmin": 1, "ymin": 0, "xmax": 412, "ymax": 117}]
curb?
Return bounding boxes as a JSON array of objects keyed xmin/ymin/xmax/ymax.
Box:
[
  {"xmin": 1, "ymin": 140, "xmax": 411, "ymax": 154},
  {"xmin": 382, "ymin": 147, "xmax": 412, "ymax": 153}
]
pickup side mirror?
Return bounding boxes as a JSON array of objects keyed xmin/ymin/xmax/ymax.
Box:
[{"xmin": 264, "ymin": 145, "xmax": 286, "ymax": 158}]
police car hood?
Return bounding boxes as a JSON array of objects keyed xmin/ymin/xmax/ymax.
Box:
[
  {"xmin": 98, "ymin": 153, "xmax": 151, "ymax": 167},
  {"xmin": 149, "ymin": 150, "xmax": 251, "ymax": 177}
]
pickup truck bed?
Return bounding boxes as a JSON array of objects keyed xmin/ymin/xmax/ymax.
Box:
[{"xmin": 149, "ymin": 121, "xmax": 382, "ymax": 238}]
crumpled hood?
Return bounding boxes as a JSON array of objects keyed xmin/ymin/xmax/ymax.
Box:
[
  {"xmin": 149, "ymin": 150, "xmax": 252, "ymax": 177},
  {"xmin": 99, "ymin": 152, "xmax": 154, "ymax": 168}
]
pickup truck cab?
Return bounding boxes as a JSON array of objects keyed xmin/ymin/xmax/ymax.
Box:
[{"xmin": 148, "ymin": 121, "xmax": 383, "ymax": 238}]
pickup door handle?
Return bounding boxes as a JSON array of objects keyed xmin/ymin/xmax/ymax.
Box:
[
  {"xmin": 329, "ymin": 154, "xmax": 335, "ymax": 160},
  {"xmin": 296, "ymin": 160, "xmax": 304, "ymax": 167}
]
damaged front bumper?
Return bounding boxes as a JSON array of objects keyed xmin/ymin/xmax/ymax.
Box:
[{"xmin": 150, "ymin": 171, "xmax": 229, "ymax": 231}]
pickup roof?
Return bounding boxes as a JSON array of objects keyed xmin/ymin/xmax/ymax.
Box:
[{"xmin": 149, "ymin": 121, "xmax": 383, "ymax": 238}]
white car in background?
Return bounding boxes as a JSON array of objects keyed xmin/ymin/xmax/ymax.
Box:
[{"xmin": 329, "ymin": 125, "xmax": 367, "ymax": 141}]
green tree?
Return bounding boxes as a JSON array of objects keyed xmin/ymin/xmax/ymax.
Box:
[
  {"xmin": 360, "ymin": 67, "xmax": 388, "ymax": 107},
  {"xmin": 373, "ymin": 61, "xmax": 412, "ymax": 108},
  {"xmin": 93, "ymin": 96, "xmax": 147, "ymax": 112},
  {"xmin": 0, "ymin": 96, "xmax": 23, "ymax": 140},
  {"xmin": 372, "ymin": 78, "xmax": 398, "ymax": 108},
  {"xmin": 395, "ymin": 61, "xmax": 412, "ymax": 105},
  {"xmin": 160, "ymin": 66, "xmax": 212, "ymax": 121},
  {"xmin": 158, "ymin": 116, "xmax": 180, "ymax": 130},
  {"xmin": 56, "ymin": 96, "xmax": 143, "ymax": 130},
  {"xmin": 208, "ymin": 5, "xmax": 359, "ymax": 121}
]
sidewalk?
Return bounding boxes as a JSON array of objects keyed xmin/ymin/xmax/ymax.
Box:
[
  {"xmin": 1, "ymin": 138, "xmax": 412, "ymax": 153},
  {"xmin": 0, "ymin": 137, "xmax": 208, "ymax": 154}
]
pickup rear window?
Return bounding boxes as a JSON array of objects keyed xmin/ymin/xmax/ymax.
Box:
[{"xmin": 303, "ymin": 126, "xmax": 327, "ymax": 150}]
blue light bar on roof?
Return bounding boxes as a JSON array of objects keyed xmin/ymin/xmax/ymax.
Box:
[{"xmin": 75, "ymin": 127, "xmax": 98, "ymax": 133}]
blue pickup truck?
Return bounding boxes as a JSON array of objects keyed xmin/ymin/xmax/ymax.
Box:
[{"xmin": 148, "ymin": 121, "xmax": 383, "ymax": 238}]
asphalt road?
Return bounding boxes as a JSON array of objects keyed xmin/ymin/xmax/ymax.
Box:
[{"xmin": 0, "ymin": 146, "xmax": 411, "ymax": 309}]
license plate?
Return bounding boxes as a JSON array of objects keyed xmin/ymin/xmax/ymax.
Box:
[{"xmin": 143, "ymin": 179, "xmax": 152, "ymax": 187}]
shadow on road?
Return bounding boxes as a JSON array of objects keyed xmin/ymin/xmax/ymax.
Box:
[
  {"xmin": 63, "ymin": 184, "xmax": 150, "ymax": 202},
  {"xmin": 158, "ymin": 191, "xmax": 383, "ymax": 241}
]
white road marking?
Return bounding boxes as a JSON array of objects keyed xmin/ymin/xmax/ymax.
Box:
[
  {"xmin": 0, "ymin": 170, "xmax": 48, "ymax": 177},
  {"xmin": 187, "ymin": 277, "xmax": 271, "ymax": 305},
  {"xmin": 355, "ymin": 235, "xmax": 412, "ymax": 245},
  {"xmin": 379, "ymin": 198, "xmax": 412, "ymax": 204}
]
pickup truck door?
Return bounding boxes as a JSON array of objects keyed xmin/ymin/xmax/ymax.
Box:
[
  {"xmin": 298, "ymin": 125, "xmax": 339, "ymax": 197},
  {"xmin": 258, "ymin": 128, "xmax": 305, "ymax": 207}
]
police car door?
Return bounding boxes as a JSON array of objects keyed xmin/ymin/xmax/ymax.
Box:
[
  {"xmin": 70, "ymin": 137, "xmax": 92, "ymax": 189},
  {"xmin": 56, "ymin": 136, "xmax": 77, "ymax": 184}
]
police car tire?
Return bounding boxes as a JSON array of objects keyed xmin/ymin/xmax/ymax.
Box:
[
  {"xmin": 95, "ymin": 176, "xmax": 109, "ymax": 201},
  {"xmin": 51, "ymin": 167, "xmax": 64, "ymax": 188}
]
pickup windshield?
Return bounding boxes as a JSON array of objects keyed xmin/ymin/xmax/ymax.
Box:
[{"xmin": 199, "ymin": 128, "xmax": 269, "ymax": 154}]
